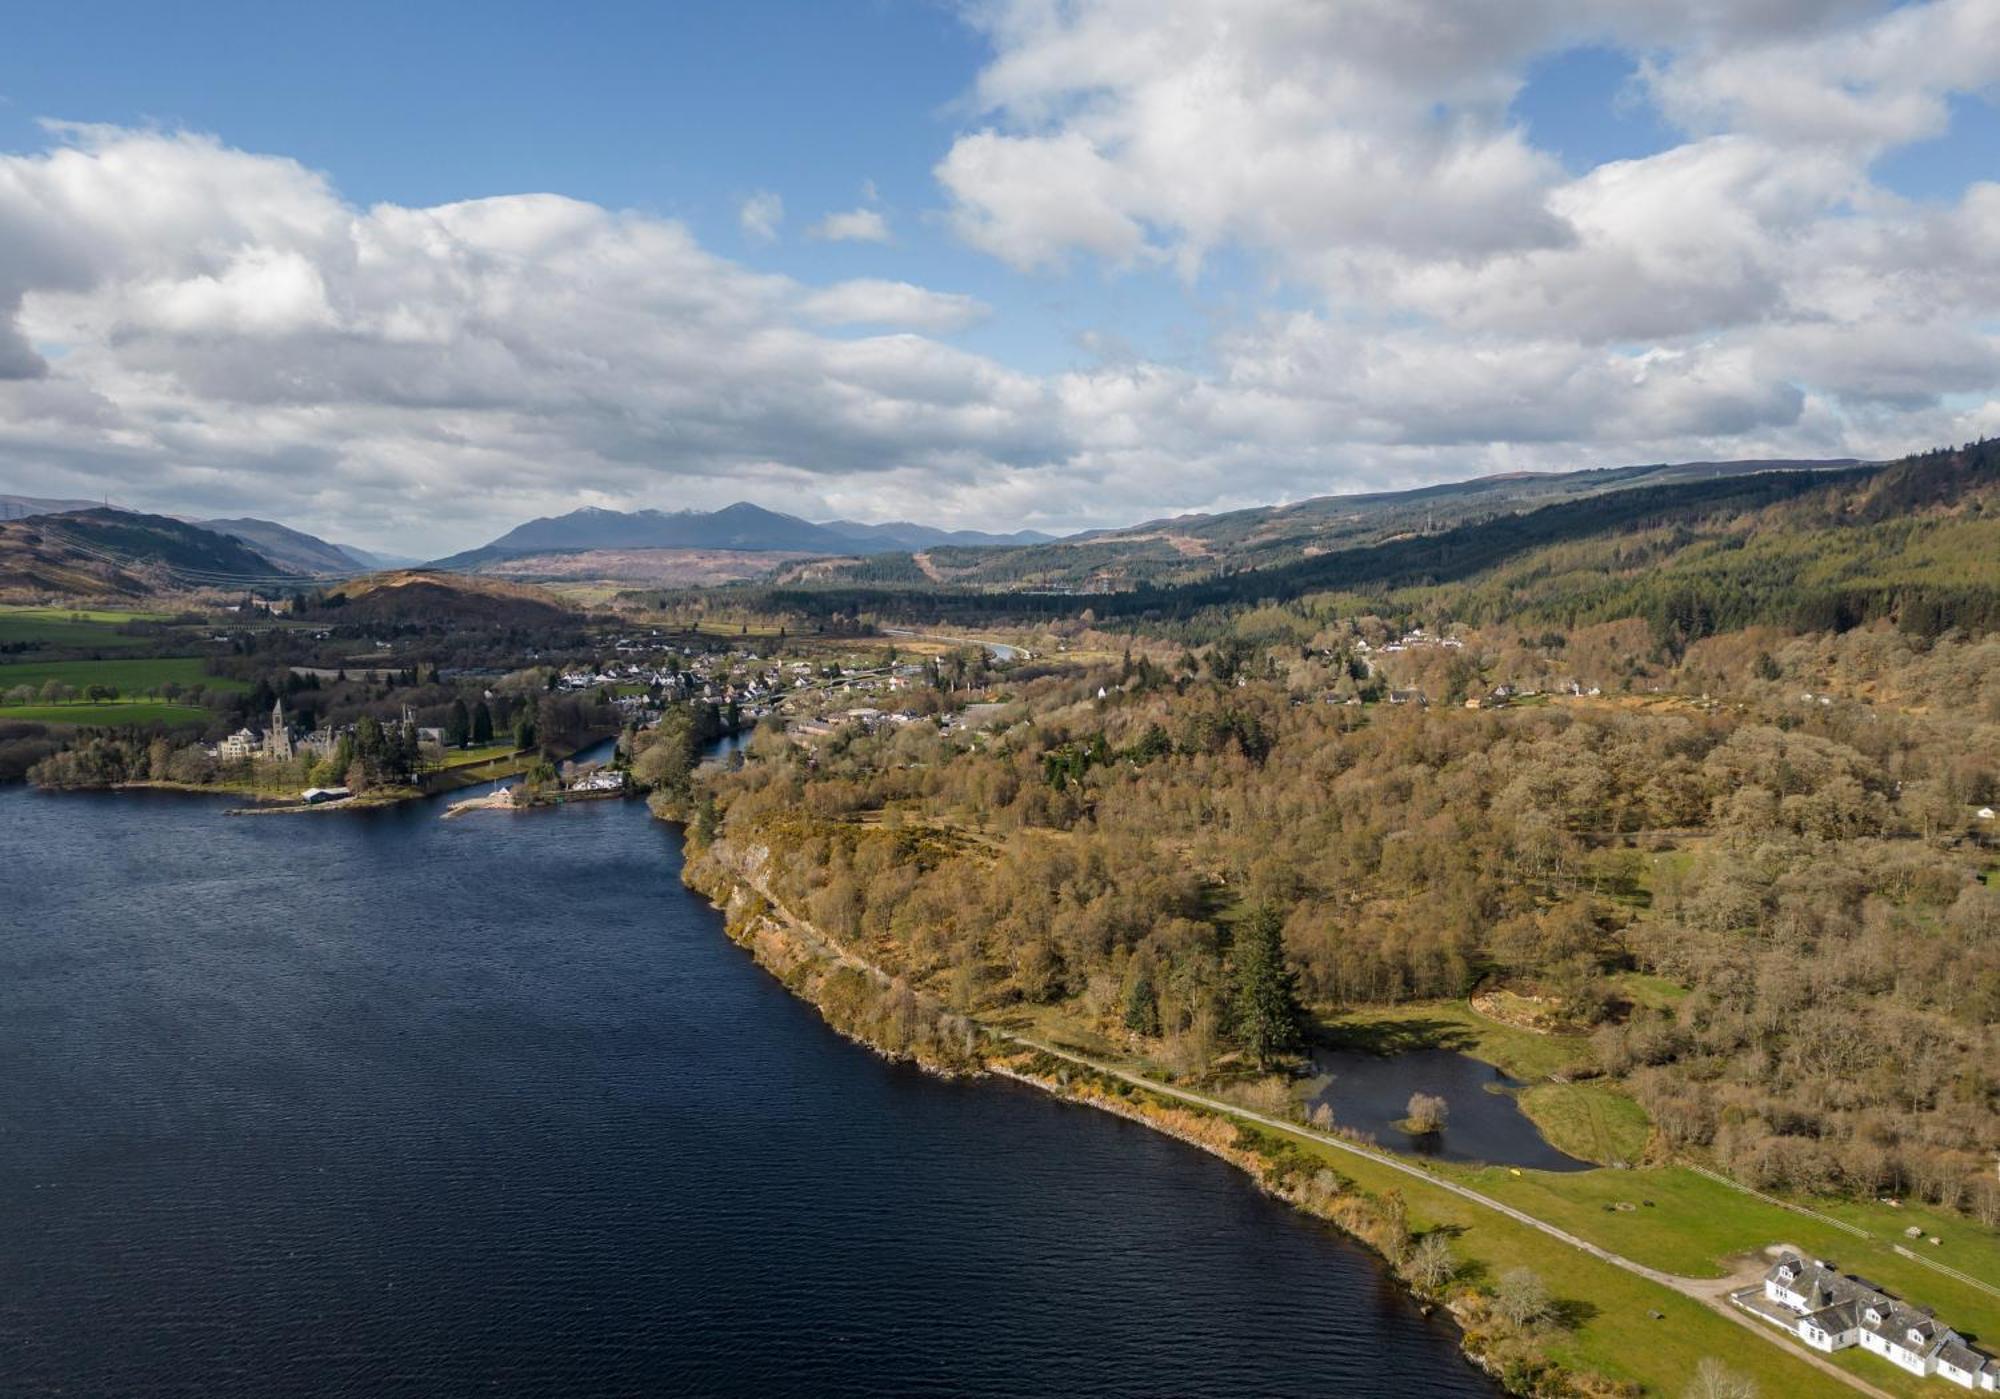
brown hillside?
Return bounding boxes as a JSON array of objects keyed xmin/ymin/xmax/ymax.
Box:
[{"xmin": 321, "ymin": 570, "xmax": 574, "ymax": 626}]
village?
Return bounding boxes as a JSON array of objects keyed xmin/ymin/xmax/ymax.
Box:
[{"xmin": 189, "ymin": 627, "xmax": 1010, "ymax": 812}]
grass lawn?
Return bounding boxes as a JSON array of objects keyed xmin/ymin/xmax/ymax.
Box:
[
  {"xmin": 1457, "ymin": 1163, "xmax": 2000, "ymax": 1358},
  {"xmin": 0, "ymin": 656, "xmax": 247, "ymax": 694},
  {"xmin": 1515, "ymin": 1082, "xmax": 1652, "ymax": 1165},
  {"xmin": 0, "ymin": 701, "xmax": 210, "ymax": 726},
  {"xmin": 436, "ymin": 742, "xmax": 520, "ymax": 769},
  {"xmin": 1314, "ymin": 999, "xmax": 1595, "ymax": 1082},
  {"xmin": 1612, "ymin": 971, "xmax": 1690, "ymax": 1010}
]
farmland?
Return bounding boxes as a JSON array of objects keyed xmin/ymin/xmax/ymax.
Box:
[
  {"xmin": 0, "ymin": 606, "xmax": 162, "ymax": 650},
  {"xmin": 0, "ymin": 656, "xmax": 246, "ymax": 695},
  {"xmin": 0, "ymin": 701, "xmax": 211, "ymax": 726}
]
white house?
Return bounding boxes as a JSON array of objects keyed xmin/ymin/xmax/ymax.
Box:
[{"xmin": 1756, "ymin": 1255, "xmax": 1998, "ymax": 1389}]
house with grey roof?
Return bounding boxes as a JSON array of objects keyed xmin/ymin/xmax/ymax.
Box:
[{"xmin": 1749, "ymin": 1254, "xmax": 1998, "ymax": 1389}]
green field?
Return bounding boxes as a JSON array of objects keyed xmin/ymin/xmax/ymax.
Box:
[
  {"xmin": 0, "ymin": 701, "xmax": 211, "ymax": 726},
  {"xmin": 436, "ymin": 741, "xmax": 518, "ymax": 769},
  {"xmin": 1454, "ymin": 1161, "xmax": 2000, "ymax": 1395},
  {"xmin": 1515, "ymin": 1081, "xmax": 1652, "ymax": 1165},
  {"xmin": 0, "ymin": 656, "xmax": 246, "ymax": 695},
  {"xmin": 0, "ymin": 609, "xmax": 157, "ymax": 650}
]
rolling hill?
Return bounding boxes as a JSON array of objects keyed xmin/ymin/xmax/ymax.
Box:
[
  {"xmin": 778, "ymin": 458, "xmax": 1869, "ymax": 593},
  {"xmin": 431, "ymin": 501, "xmax": 1054, "ymax": 573},
  {"xmin": 304, "ymin": 571, "xmax": 575, "ymax": 627},
  {"xmin": 0, "ymin": 509, "xmax": 292, "ymax": 597},
  {"xmin": 201, "ymin": 517, "xmax": 376, "ymax": 575}
]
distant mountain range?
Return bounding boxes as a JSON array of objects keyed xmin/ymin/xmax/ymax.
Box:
[
  {"xmin": 431, "ymin": 502, "xmax": 1055, "ymax": 570},
  {"xmin": 0, "ymin": 459, "xmax": 1880, "ymax": 599}
]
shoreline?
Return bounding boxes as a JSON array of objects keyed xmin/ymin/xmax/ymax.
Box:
[{"xmin": 675, "ymin": 831, "xmax": 1551, "ymax": 1396}]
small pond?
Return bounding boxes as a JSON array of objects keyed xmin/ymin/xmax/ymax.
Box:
[{"xmin": 1306, "ymin": 1047, "xmax": 1592, "ymax": 1173}]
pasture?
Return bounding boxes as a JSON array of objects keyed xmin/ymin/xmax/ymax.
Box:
[
  {"xmin": 0, "ymin": 701, "xmax": 211, "ymax": 726},
  {"xmin": 0, "ymin": 607, "xmax": 162, "ymax": 650},
  {"xmin": 0, "ymin": 657, "xmax": 246, "ymax": 695}
]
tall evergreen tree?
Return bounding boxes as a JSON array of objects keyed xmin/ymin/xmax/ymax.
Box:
[
  {"xmin": 1122, "ymin": 955, "xmax": 1161, "ymax": 1036},
  {"xmin": 445, "ymin": 698, "xmax": 471, "ymax": 748},
  {"xmin": 1232, "ymin": 903, "xmax": 1302, "ymax": 1068},
  {"xmin": 471, "ymin": 700, "xmax": 494, "ymax": 745}
]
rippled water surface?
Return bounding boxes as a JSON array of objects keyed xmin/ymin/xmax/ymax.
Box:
[{"xmin": 0, "ymin": 779, "xmax": 1496, "ymax": 1397}]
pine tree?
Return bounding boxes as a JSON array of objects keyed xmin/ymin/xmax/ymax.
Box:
[
  {"xmin": 445, "ymin": 698, "xmax": 471, "ymax": 748},
  {"xmin": 1232, "ymin": 902, "xmax": 1302, "ymax": 1067},
  {"xmin": 1122, "ymin": 956, "xmax": 1161, "ymax": 1036},
  {"xmin": 471, "ymin": 701, "xmax": 494, "ymax": 745}
]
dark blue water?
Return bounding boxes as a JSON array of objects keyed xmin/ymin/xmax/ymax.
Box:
[
  {"xmin": 1308, "ymin": 1049, "xmax": 1590, "ymax": 1173},
  {"xmin": 0, "ymin": 779, "xmax": 1497, "ymax": 1397}
]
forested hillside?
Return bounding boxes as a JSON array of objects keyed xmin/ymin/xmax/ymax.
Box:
[
  {"xmin": 772, "ymin": 457, "xmax": 1865, "ymax": 593},
  {"xmin": 654, "ymin": 446, "xmax": 2000, "ymax": 1234}
]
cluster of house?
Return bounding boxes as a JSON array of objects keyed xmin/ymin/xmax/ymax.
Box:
[
  {"xmin": 1353, "ymin": 626, "xmax": 1468, "ymax": 656},
  {"xmin": 563, "ymin": 647, "xmax": 936, "ymax": 734},
  {"xmin": 1742, "ymin": 1253, "xmax": 1998, "ymax": 1388},
  {"xmin": 789, "ymin": 706, "xmax": 929, "ymax": 739}
]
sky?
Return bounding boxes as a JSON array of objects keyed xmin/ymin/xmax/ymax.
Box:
[{"xmin": 1, "ymin": 0, "xmax": 1997, "ymax": 556}]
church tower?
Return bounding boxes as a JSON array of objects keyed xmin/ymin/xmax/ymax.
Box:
[{"xmin": 266, "ymin": 697, "xmax": 295, "ymax": 761}]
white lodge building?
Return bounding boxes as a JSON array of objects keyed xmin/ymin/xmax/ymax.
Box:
[{"xmin": 1757, "ymin": 1255, "xmax": 1998, "ymax": 1388}]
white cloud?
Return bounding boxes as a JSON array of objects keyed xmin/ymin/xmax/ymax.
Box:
[
  {"xmin": 798, "ymin": 279, "xmax": 990, "ymax": 332},
  {"xmin": 738, "ymin": 189, "xmax": 783, "ymax": 243},
  {"xmin": 809, "ymin": 207, "xmax": 892, "ymax": 243},
  {"xmin": 3, "ymin": 0, "xmax": 2000, "ymax": 568}
]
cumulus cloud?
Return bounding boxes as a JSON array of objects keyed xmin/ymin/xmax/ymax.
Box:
[
  {"xmin": 809, "ymin": 207, "xmax": 892, "ymax": 243},
  {"xmin": 0, "ymin": 127, "xmax": 1052, "ymax": 550},
  {"xmin": 798, "ymin": 279, "xmax": 990, "ymax": 332},
  {"xmin": 738, "ymin": 189, "xmax": 783, "ymax": 243}
]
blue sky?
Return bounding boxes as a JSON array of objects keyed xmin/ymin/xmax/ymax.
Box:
[{"xmin": 0, "ymin": 1, "xmax": 1995, "ymax": 551}]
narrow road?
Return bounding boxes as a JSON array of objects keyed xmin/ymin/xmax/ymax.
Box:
[
  {"xmin": 881, "ymin": 626, "xmax": 1021, "ymax": 661},
  {"xmin": 732, "ymin": 863, "xmax": 1891, "ymax": 1399}
]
